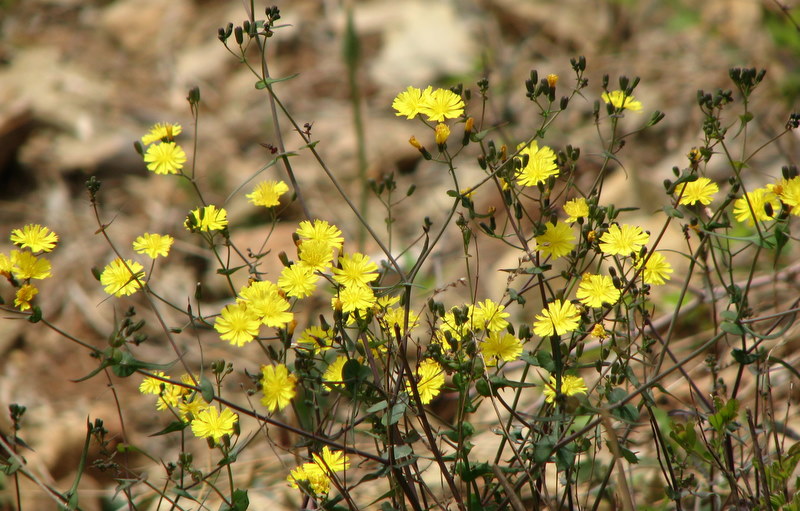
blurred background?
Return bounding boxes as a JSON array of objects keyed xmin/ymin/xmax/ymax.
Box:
[{"xmin": 0, "ymin": 0, "xmax": 798, "ymax": 509}]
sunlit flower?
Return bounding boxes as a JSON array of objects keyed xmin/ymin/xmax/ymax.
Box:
[
  {"xmin": 288, "ymin": 447, "xmax": 350, "ymax": 495},
  {"xmin": 473, "ymin": 299, "xmax": 509, "ymax": 332},
  {"xmin": 313, "ymin": 446, "xmax": 351, "ymax": 474},
  {"xmin": 278, "ymin": 263, "xmax": 318, "ymax": 298},
  {"xmin": 295, "ymin": 325, "xmax": 334, "ymax": 353},
  {"xmin": 100, "ymin": 258, "xmax": 143, "ymax": 296},
  {"xmin": 599, "ymin": 224, "xmax": 650, "ymax": 256},
  {"xmin": 139, "ymin": 371, "xmax": 168, "ymax": 395},
  {"xmin": 733, "ymin": 188, "xmax": 780, "ymax": 225},
  {"xmin": 536, "ymin": 222, "xmax": 575, "ymax": 259},
  {"xmin": 576, "ymin": 273, "xmax": 620, "ymax": 308},
  {"xmin": 155, "ymin": 382, "xmax": 186, "ymax": 411},
  {"xmin": 144, "ymin": 142, "xmax": 187, "ymax": 175},
  {"xmin": 337, "ymin": 284, "xmax": 376, "ymax": 313},
  {"xmin": 214, "ymin": 303, "xmax": 261, "ymax": 346},
  {"xmin": 296, "ymin": 219, "xmax": 344, "ymax": 251},
  {"xmin": 637, "ymin": 252, "xmax": 673, "ymax": 286},
  {"xmin": 10, "ymin": 250, "xmax": 51, "ymax": 280},
  {"xmin": 141, "ymin": 122, "xmax": 182, "ymax": 145},
  {"xmin": 515, "ymin": 142, "xmax": 559, "ymax": 187},
  {"xmin": 392, "ymin": 85, "xmax": 431, "ymax": 119},
  {"xmin": 322, "ymin": 355, "xmax": 348, "ymax": 390},
  {"xmin": 772, "ymin": 177, "xmax": 800, "ymax": 216},
  {"xmin": 420, "ymin": 88, "xmax": 465, "ymax": 122},
  {"xmin": 298, "ymin": 239, "xmax": 335, "ymax": 272},
  {"xmin": 10, "ymin": 224, "xmax": 58, "ymax": 253},
  {"xmin": 190, "ymin": 406, "xmax": 238, "ymax": 442},
  {"xmin": 185, "ymin": 205, "xmax": 228, "ymax": 232},
  {"xmin": 132, "ymin": 233, "xmax": 173, "ymax": 259},
  {"xmin": 533, "ymin": 299, "xmax": 580, "ymax": 337},
  {"xmin": 676, "ymin": 177, "xmax": 718, "ymax": 206},
  {"xmin": 481, "ymin": 331, "xmax": 522, "ymax": 367},
  {"xmin": 14, "ymin": 284, "xmax": 38, "ymax": 311},
  {"xmin": 332, "ymin": 252, "xmax": 379, "ymax": 289},
  {"xmin": 408, "ymin": 359, "xmax": 445, "ymax": 404},
  {"xmin": 247, "ymin": 180, "xmax": 289, "ymax": 208},
  {"xmin": 238, "ymin": 280, "xmax": 293, "ymax": 327},
  {"xmin": 378, "ymin": 306, "xmax": 419, "ymax": 336},
  {"xmin": 178, "ymin": 394, "xmax": 210, "ymax": 421},
  {"xmin": 602, "ymin": 90, "xmax": 642, "ymax": 111},
  {"xmin": 543, "ymin": 374, "xmax": 588, "ymax": 403},
  {"xmin": 563, "ymin": 198, "xmax": 589, "ymax": 224},
  {"xmin": 260, "ymin": 364, "xmax": 297, "ymax": 412}
]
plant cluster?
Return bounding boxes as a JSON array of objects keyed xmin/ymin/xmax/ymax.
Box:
[{"xmin": 2, "ymin": 4, "xmax": 800, "ymax": 511}]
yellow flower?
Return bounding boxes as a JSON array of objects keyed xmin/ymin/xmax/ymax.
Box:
[
  {"xmin": 214, "ymin": 303, "xmax": 261, "ymax": 346},
  {"xmin": 11, "ymin": 250, "xmax": 52, "ymax": 280},
  {"xmin": 178, "ymin": 394, "xmax": 210, "ymax": 421},
  {"xmin": 132, "ymin": 233, "xmax": 174, "ymax": 259},
  {"xmin": 378, "ymin": 306, "xmax": 419, "ymax": 336},
  {"xmin": 336, "ymin": 284, "xmax": 376, "ymax": 313},
  {"xmin": 313, "ymin": 446, "xmax": 351, "ymax": 474},
  {"xmin": 156, "ymin": 383, "xmax": 186, "ymax": 411},
  {"xmin": 247, "ymin": 180, "xmax": 290, "ymax": 208},
  {"xmin": 14, "ymin": 284, "xmax": 38, "ymax": 311},
  {"xmin": 420, "ymin": 88, "xmax": 465, "ymax": 122},
  {"xmin": 473, "ymin": 299, "xmax": 509, "ymax": 333},
  {"xmin": 278, "ymin": 263, "xmax": 318, "ymax": 298},
  {"xmin": 408, "ymin": 359, "xmax": 445, "ymax": 404},
  {"xmin": 139, "ymin": 371, "xmax": 168, "ymax": 395},
  {"xmin": 295, "ymin": 325, "xmax": 334, "ymax": 353},
  {"xmin": 434, "ymin": 123, "xmax": 450, "ymax": 145},
  {"xmin": 576, "ymin": 273, "xmax": 620, "ymax": 308},
  {"xmin": 733, "ymin": 188, "xmax": 780, "ymax": 225},
  {"xmin": 332, "ymin": 252, "xmax": 379, "ymax": 289},
  {"xmin": 481, "ymin": 332, "xmax": 522, "ymax": 367},
  {"xmin": 100, "ymin": 258, "xmax": 144, "ymax": 297},
  {"xmin": 535, "ymin": 222, "xmax": 575, "ymax": 259},
  {"xmin": 602, "ymin": 90, "xmax": 642, "ymax": 111},
  {"xmin": 590, "ymin": 323, "xmax": 608, "ymax": 340},
  {"xmin": 260, "ymin": 364, "xmax": 297, "ymax": 412},
  {"xmin": 547, "ymin": 74, "xmax": 559, "ymax": 88},
  {"xmin": 598, "ymin": 224, "xmax": 650, "ymax": 257},
  {"xmin": 185, "ymin": 205, "xmax": 228, "ymax": 232},
  {"xmin": 141, "ymin": 122, "xmax": 182, "ymax": 145},
  {"xmin": 238, "ymin": 280, "xmax": 293, "ymax": 327},
  {"xmin": 10, "ymin": 224, "xmax": 58, "ymax": 253},
  {"xmin": 144, "ymin": 142, "xmax": 187, "ymax": 175},
  {"xmin": 392, "ymin": 85, "xmax": 431, "ymax": 119},
  {"xmin": 296, "ymin": 219, "xmax": 344, "ymax": 250},
  {"xmin": 515, "ymin": 142, "xmax": 559, "ymax": 187},
  {"xmin": 637, "ymin": 252, "xmax": 673, "ymax": 286},
  {"xmin": 563, "ymin": 198, "xmax": 589, "ymax": 224},
  {"xmin": 322, "ymin": 355, "xmax": 348, "ymax": 390},
  {"xmin": 288, "ymin": 463, "xmax": 331, "ymax": 494},
  {"xmin": 543, "ymin": 374, "xmax": 587, "ymax": 404},
  {"xmin": 298, "ymin": 239, "xmax": 335, "ymax": 272},
  {"xmin": 533, "ymin": 299, "xmax": 580, "ymax": 337},
  {"xmin": 676, "ymin": 177, "xmax": 718, "ymax": 206},
  {"xmin": 772, "ymin": 177, "xmax": 800, "ymax": 216},
  {"xmin": 190, "ymin": 406, "xmax": 238, "ymax": 442}
]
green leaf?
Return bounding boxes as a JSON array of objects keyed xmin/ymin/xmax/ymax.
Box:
[
  {"xmin": 731, "ymin": 348, "xmax": 759, "ymax": 365},
  {"xmin": 721, "ymin": 321, "xmax": 745, "ymax": 335},
  {"xmin": 663, "ymin": 205, "xmax": 684, "ymax": 219},
  {"xmin": 199, "ymin": 374, "xmax": 215, "ymax": 403},
  {"xmin": 254, "ymin": 73, "xmax": 299, "ymax": 89},
  {"xmin": 149, "ymin": 420, "xmax": 189, "ymax": 437},
  {"xmin": 219, "ymin": 489, "xmax": 249, "ymax": 511}
]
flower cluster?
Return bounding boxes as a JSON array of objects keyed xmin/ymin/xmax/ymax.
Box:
[
  {"xmin": 1, "ymin": 224, "xmax": 58, "ymax": 311},
  {"xmin": 141, "ymin": 122, "xmax": 187, "ymax": 175},
  {"xmin": 288, "ymin": 446, "xmax": 350, "ymax": 496}
]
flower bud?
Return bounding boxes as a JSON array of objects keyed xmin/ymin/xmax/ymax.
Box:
[
  {"xmin": 547, "ymin": 74, "xmax": 559, "ymax": 88},
  {"xmin": 435, "ymin": 123, "xmax": 450, "ymax": 146}
]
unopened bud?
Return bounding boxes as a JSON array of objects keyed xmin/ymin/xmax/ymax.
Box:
[{"xmin": 435, "ymin": 123, "xmax": 450, "ymax": 146}]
